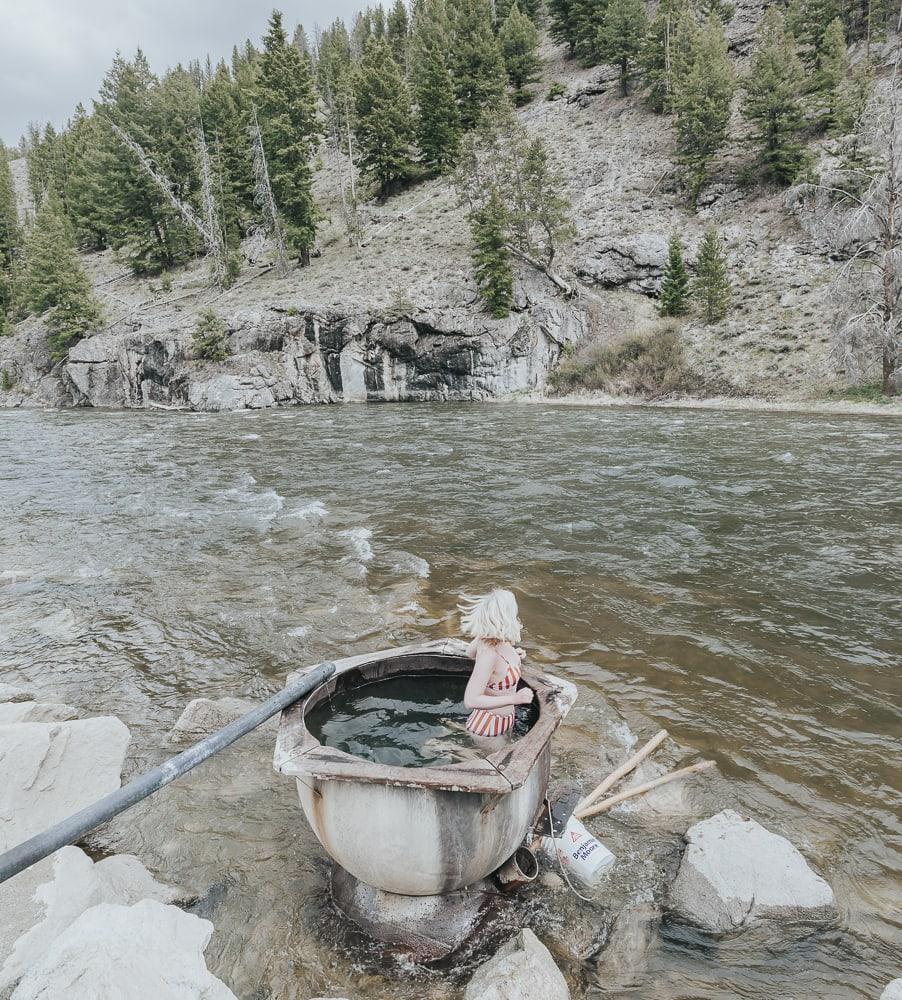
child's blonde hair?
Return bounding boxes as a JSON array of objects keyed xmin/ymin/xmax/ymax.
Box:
[{"xmin": 459, "ymin": 588, "xmax": 522, "ymax": 645}]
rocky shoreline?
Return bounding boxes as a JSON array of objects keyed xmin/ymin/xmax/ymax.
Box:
[{"xmin": 4, "ymin": 679, "xmax": 889, "ymax": 999}]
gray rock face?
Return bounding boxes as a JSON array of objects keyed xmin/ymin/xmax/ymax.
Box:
[
  {"xmin": 668, "ymin": 810, "xmax": 836, "ymax": 934},
  {"xmin": 0, "ymin": 847, "xmax": 189, "ymax": 990},
  {"xmin": 881, "ymin": 980, "xmax": 902, "ymax": 1000},
  {"xmin": 464, "ymin": 928, "xmax": 570, "ymax": 1000},
  {"xmin": 57, "ymin": 299, "xmax": 585, "ymax": 412},
  {"xmin": 0, "ymin": 684, "xmax": 33, "ymax": 704},
  {"xmin": 9, "ymin": 899, "xmax": 237, "ymax": 1000},
  {"xmin": 595, "ymin": 897, "xmax": 661, "ymax": 991},
  {"xmin": 576, "ymin": 234, "xmax": 671, "ymax": 293}
]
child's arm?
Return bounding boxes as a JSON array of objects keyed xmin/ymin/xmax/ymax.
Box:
[{"xmin": 464, "ymin": 647, "xmax": 533, "ymax": 710}]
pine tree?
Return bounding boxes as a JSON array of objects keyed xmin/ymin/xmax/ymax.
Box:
[
  {"xmin": 547, "ymin": 0, "xmax": 581, "ymax": 56},
  {"xmin": 450, "ymin": 0, "xmax": 507, "ymax": 130},
  {"xmin": 573, "ymin": 0, "xmax": 609, "ymax": 64},
  {"xmin": 692, "ymin": 227, "xmax": 730, "ymax": 322},
  {"xmin": 0, "ymin": 146, "xmax": 19, "ymax": 274},
  {"xmin": 640, "ymin": 0, "xmax": 690, "ymax": 113},
  {"xmin": 787, "ymin": 0, "xmax": 845, "ymax": 66},
  {"xmin": 698, "ymin": 0, "xmax": 735, "ymax": 22},
  {"xmin": 89, "ymin": 51, "xmax": 195, "ymax": 274},
  {"xmin": 815, "ymin": 18, "xmax": 851, "ymax": 134},
  {"xmin": 495, "ymin": 0, "xmax": 542, "ymax": 25},
  {"xmin": 411, "ymin": 0, "xmax": 462, "ymax": 171},
  {"xmin": 200, "ymin": 61, "xmax": 254, "ymax": 244},
  {"xmin": 62, "ymin": 105, "xmax": 107, "ymax": 249},
  {"xmin": 292, "ymin": 24, "xmax": 311, "ymax": 60},
  {"xmin": 21, "ymin": 194, "xmax": 103, "ymax": 358},
  {"xmin": 256, "ymin": 10, "xmax": 321, "ymax": 265},
  {"xmin": 499, "ymin": 3, "xmax": 542, "ymax": 104},
  {"xmin": 672, "ymin": 14, "xmax": 735, "ymax": 204},
  {"xmin": 353, "ymin": 37, "xmax": 417, "ymax": 197},
  {"xmin": 192, "ymin": 308, "xmax": 230, "ymax": 360},
  {"xmin": 471, "ymin": 184, "xmax": 513, "ymax": 317},
  {"xmin": 597, "ymin": 0, "xmax": 648, "ymax": 96},
  {"xmin": 659, "ymin": 234, "xmax": 690, "ymax": 316},
  {"xmin": 742, "ymin": 9, "xmax": 808, "ymax": 185},
  {"xmin": 387, "ymin": 0, "xmax": 411, "ymax": 65},
  {"xmin": 0, "ymin": 146, "xmax": 19, "ymax": 327}
]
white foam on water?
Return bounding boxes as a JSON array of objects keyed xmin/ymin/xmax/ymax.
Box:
[
  {"xmin": 609, "ymin": 720, "xmax": 638, "ymax": 750},
  {"xmin": 286, "ymin": 625, "xmax": 310, "ymax": 637},
  {"xmin": 390, "ymin": 553, "xmax": 430, "ymax": 578},
  {"xmin": 284, "ymin": 501, "xmax": 328, "ymax": 521},
  {"xmin": 340, "ymin": 527, "xmax": 374, "ymax": 563},
  {"xmin": 397, "ymin": 601, "xmax": 424, "ymax": 613},
  {"xmin": 241, "ymin": 433, "xmax": 260, "ymax": 441},
  {"xmin": 658, "ymin": 474, "xmax": 697, "ymax": 488},
  {"xmin": 777, "ymin": 451, "xmax": 796, "ymax": 464}
]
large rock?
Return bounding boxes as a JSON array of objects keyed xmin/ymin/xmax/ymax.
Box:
[
  {"xmin": 0, "ymin": 847, "xmax": 189, "ymax": 990},
  {"xmin": 881, "ymin": 980, "xmax": 902, "ymax": 1000},
  {"xmin": 0, "ymin": 702, "xmax": 79, "ymax": 725},
  {"xmin": 9, "ymin": 899, "xmax": 237, "ymax": 1000},
  {"xmin": 595, "ymin": 897, "xmax": 661, "ymax": 990},
  {"xmin": 668, "ymin": 810, "xmax": 836, "ymax": 934},
  {"xmin": 0, "ymin": 718, "xmax": 131, "ymax": 968},
  {"xmin": 0, "ymin": 685, "xmax": 32, "ymax": 704},
  {"xmin": 464, "ymin": 928, "xmax": 569, "ymax": 1000}
]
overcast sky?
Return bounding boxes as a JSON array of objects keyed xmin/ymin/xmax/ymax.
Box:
[{"xmin": 0, "ymin": 0, "xmax": 362, "ymax": 146}]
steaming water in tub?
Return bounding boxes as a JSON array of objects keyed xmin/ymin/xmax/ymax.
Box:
[{"xmin": 305, "ymin": 673, "xmax": 535, "ymax": 766}]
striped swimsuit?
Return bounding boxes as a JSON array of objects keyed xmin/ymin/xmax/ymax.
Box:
[{"xmin": 465, "ymin": 650, "xmax": 522, "ymax": 739}]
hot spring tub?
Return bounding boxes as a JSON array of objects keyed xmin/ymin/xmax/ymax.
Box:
[{"xmin": 273, "ymin": 639, "xmax": 577, "ymax": 896}]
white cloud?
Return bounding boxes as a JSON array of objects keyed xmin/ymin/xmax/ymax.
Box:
[{"xmin": 0, "ymin": 0, "xmax": 361, "ymax": 145}]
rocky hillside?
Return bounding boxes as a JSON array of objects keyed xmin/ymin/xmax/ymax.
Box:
[{"xmin": 0, "ymin": 1, "xmax": 895, "ymax": 411}]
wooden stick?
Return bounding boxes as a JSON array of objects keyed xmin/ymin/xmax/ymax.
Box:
[
  {"xmin": 576, "ymin": 729, "xmax": 669, "ymax": 813},
  {"xmin": 575, "ymin": 760, "xmax": 715, "ymax": 820}
]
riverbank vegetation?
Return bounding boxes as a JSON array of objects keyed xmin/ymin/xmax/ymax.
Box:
[{"xmin": 0, "ymin": 0, "xmax": 899, "ymax": 396}]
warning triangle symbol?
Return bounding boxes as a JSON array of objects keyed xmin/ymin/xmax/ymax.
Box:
[{"xmin": 570, "ymin": 830, "xmax": 581, "ymax": 843}]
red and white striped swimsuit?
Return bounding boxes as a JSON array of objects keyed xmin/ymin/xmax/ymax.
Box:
[{"xmin": 465, "ymin": 650, "xmax": 522, "ymax": 738}]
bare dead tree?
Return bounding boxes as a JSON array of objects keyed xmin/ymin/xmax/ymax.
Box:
[
  {"xmin": 247, "ymin": 106, "xmax": 290, "ymax": 275},
  {"xmin": 108, "ymin": 119, "xmax": 236, "ymax": 290},
  {"xmin": 194, "ymin": 125, "xmax": 231, "ymax": 289}
]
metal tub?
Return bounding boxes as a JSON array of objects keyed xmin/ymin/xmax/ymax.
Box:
[{"xmin": 273, "ymin": 639, "xmax": 577, "ymax": 896}]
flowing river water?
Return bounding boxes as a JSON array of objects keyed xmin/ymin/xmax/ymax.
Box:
[{"xmin": 1, "ymin": 403, "xmax": 900, "ymax": 999}]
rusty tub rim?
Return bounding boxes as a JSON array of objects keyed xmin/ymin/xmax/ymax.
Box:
[{"xmin": 273, "ymin": 638, "xmax": 577, "ymax": 794}]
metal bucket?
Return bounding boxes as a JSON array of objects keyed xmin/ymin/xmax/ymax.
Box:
[{"xmin": 273, "ymin": 639, "xmax": 577, "ymax": 896}]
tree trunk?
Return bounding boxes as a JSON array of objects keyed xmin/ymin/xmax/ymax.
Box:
[{"xmin": 506, "ymin": 243, "xmax": 574, "ymax": 296}]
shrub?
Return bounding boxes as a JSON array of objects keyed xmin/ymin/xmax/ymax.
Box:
[
  {"xmin": 546, "ymin": 81, "xmax": 566, "ymax": 101},
  {"xmin": 1, "ymin": 368, "xmax": 12, "ymax": 391},
  {"xmin": 550, "ymin": 321, "xmax": 694, "ymax": 396},
  {"xmin": 192, "ymin": 309, "xmax": 229, "ymax": 361}
]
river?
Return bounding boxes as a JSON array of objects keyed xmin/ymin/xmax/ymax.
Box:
[{"xmin": 1, "ymin": 403, "xmax": 899, "ymax": 999}]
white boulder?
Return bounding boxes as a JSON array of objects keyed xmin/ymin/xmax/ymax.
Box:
[
  {"xmin": 0, "ymin": 846, "xmax": 189, "ymax": 990},
  {"xmin": 669, "ymin": 810, "xmax": 836, "ymax": 934},
  {"xmin": 0, "ymin": 717, "xmax": 130, "ymax": 967},
  {"xmin": 464, "ymin": 928, "xmax": 569, "ymax": 1000},
  {"xmin": 0, "ymin": 702, "xmax": 79, "ymax": 725},
  {"xmin": 10, "ymin": 899, "xmax": 237, "ymax": 1000},
  {"xmin": 881, "ymin": 980, "xmax": 902, "ymax": 1000}
]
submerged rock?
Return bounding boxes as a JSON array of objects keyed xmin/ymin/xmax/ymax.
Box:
[
  {"xmin": 169, "ymin": 696, "xmax": 271, "ymax": 741},
  {"xmin": 464, "ymin": 928, "xmax": 569, "ymax": 1000},
  {"xmin": 0, "ymin": 684, "xmax": 32, "ymax": 704},
  {"xmin": 594, "ymin": 897, "xmax": 661, "ymax": 991},
  {"xmin": 0, "ymin": 847, "xmax": 190, "ymax": 990},
  {"xmin": 668, "ymin": 810, "xmax": 836, "ymax": 934},
  {"xmin": 9, "ymin": 899, "xmax": 236, "ymax": 1000}
]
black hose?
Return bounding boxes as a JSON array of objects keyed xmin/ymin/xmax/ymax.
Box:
[{"xmin": 0, "ymin": 661, "xmax": 335, "ymax": 886}]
